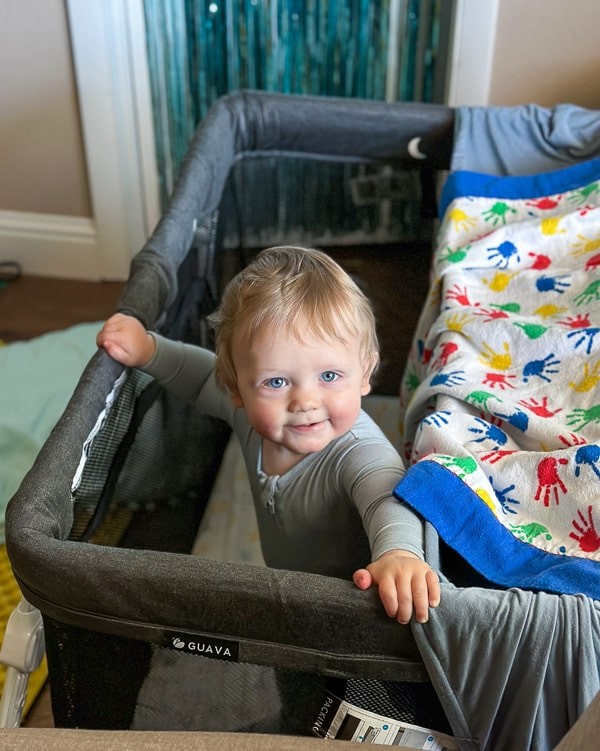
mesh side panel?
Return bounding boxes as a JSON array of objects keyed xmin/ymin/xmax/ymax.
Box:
[
  {"xmin": 219, "ymin": 157, "xmax": 427, "ymax": 249},
  {"xmin": 43, "ymin": 616, "xmax": 152, "ymax": 730},
  {"xmin": 70, "ymin": 366, "xmax": 230, "ymax": 552},
  {"xmin": 67, "ymin": 229, "xmax": 227, "ymax": 549},
  {"xmin": 69, "ymin": 370, "xmax": 157, "ymax": 542},
  {"xmin": 131, "ymin": 646, "xmax": 328, "ymax": 734},
  {"xmin": 45, "ymin": 617, "xmax": 330, "ymax": 733},
  {"xmin": 343, "ymin": 678, "xmax": 453, "ymax": 736},
  {"xmin": 45, "ymin": 616, "xmax": 449, "ymax": 734},
  {"xmin": 162, "ymin": 237, "xmax": 220, "ymax": 347}
]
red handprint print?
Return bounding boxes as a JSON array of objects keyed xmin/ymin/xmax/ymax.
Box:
[
  {"xmin": 518, "ymin": 396, "xmax": 562, "ymax": 418},
  {"xmin": 526, "ymin": 197, "xmax": 561, "ymax": 211},
  {"xmin": 432, "ymin": 341, "xmax": 459, "ymax": 369},
  {"xmin": 473, "ymin": 306, "xmax": 510, "ymax": 322},
  {"xmin": 569, "ymin": 505, "xmax": 600, "ymax": 552},
  {"xmin": 558, "ymin": 313, "xmax": 591, "ymax": 330},
  {"xmin": 445, "ymin": 284, "xmax": 477, "ymax": 307},
  {"xmin": 527, "ymin": 252, "xmax": 552, "ymax": 270},
  {"xmin": 534, "ymin": 456, "xmax": 568, "ymax": 506},
  {"xmin": 558, "ymin": 433, "xmax": 587, "ymax": 448},
  {"xmin": 482, "ymin": 372, "xmax": 517, "ymax": 390},
  {"xmin": 480, "ymin": 449, "xmax": 517, "ymax": 464}
]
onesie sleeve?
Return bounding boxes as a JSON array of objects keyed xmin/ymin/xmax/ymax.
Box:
[
  {"xmin": 341, "ymin": 433, "xmax": 425, "ymax": 563},
  {"xmin": 141, "ymin": 333, "xmax": 235, "ymax": 423}
]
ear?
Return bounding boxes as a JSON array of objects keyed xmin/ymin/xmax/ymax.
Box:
[
  {"xmin": 360, "ymin": 378, "xmax": 372, "ymax": 397},
  {"xmin": 230, "ymin": 390, "xmax": 244, "ymax": 408},
  {"xmin": 360, "ymin": 353, "xmax": 378, "ymax": 396}
]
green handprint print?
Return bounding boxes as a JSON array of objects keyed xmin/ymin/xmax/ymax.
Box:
[
  {"xmin": 465, "ymin": 390, "xmax": 501, "ymax": 410},
  {"xmin": 482, "ymin": 201, "xmax": 517, "ymax": 227},
  {"xmin": 574, "ymin": 280, "xmax": 600, "ymax": 305},
  {"xmin": 436, "ymin": 455, "xmax": 478, "ymax": 478},
  {"xmin": 509, "ymin": 521, "xmax": 552, "ymax": 544},
  {"xmin": 566, "ymin": 404, "xmax": 600, "ymax": 431}
]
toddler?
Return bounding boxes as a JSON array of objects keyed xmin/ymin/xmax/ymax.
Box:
[{"xmin": 97, "ymin": 246, "xmax": 440, "ymax": 623}]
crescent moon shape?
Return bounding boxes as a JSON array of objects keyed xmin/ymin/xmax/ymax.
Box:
[{"xmin": 408, "ymin": 136, "xmax": 427, "ymax": 160}]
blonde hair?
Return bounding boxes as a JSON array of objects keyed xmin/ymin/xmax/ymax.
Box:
[{"xmin": 209, "ymin": 246, "xmax": 379, "ymax": 395}]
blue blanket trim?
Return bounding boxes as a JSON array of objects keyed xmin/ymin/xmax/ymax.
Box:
[
  {"xmin": 395, "ymin": 461, "xmax": 600, "ymax": 600},
  {"xmin": 439, "ymin": 154, "xmax": 600, "ymax": 218}
]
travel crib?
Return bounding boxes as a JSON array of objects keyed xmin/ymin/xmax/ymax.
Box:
[{"xmin": 5, "ymin": 90, "xmax": 600, "ymax": 749}]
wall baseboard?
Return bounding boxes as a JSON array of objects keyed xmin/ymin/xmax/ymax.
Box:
[{"xmin": 0, "ymin": 210, "xmax": 102, "ymax": 281}]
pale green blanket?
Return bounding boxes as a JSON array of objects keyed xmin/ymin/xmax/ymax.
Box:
[{"xmin": 0, "ymin": 322, "xmax": 100, "ymax": 543}]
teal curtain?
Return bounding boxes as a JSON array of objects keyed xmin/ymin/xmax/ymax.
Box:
[{"xmin": 143, "ymin": 0, "xmax": 443, "ymax": 239}]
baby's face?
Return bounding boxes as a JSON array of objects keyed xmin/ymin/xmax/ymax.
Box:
[{"xmin": 231, "ymin": 323, "xmax": 372, "ymax": 467}]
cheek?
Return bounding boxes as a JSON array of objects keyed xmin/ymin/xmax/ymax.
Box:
[
  {"xmin": 245, "ymin": 400, "xmax": 280, "ymax": 435},
  {"xmin": 327, "ymin": 390, "xmax": 362, "ymax": 424}
]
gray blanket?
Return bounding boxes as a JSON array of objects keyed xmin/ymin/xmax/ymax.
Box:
[
  {"xmin": 452, "ymin": 104, "xmax": 600, "ymax": 175},
  {"xmin": 412, "ymin": 583, "xmax": 600, "ymax": 750}
]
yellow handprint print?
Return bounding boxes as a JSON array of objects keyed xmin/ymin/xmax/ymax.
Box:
[
  {"xmin": 534, "ymin": 303, "xmax": 568, "ymax": 319},
  {"xmin": 570, "ymin": 360, "xmax": 600, "ymax": 393},
  {"xmin": 479, "ymin": 341, "xmax": 512, "ymax": 370},
  {"xmin": 482, "ymin": 270, "xmax": 517, "ymax": 292},
  {"xmin": 446, "ymin": 312, "xmax": 473, "ymax": 334},
  {"xmin": 540, "ymin": 216, "xmax": 566, "ymax": 236},
  {"xmin": 448, "ymin": 207, "xmax": 477, "ymax": 232},
  {"xmin": 572, "ymin": 233, "xmax": 600, "ymax": 256}
]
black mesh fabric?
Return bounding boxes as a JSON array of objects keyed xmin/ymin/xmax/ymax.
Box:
[
  {"xmin": 218, "ymin": 157, "xmax": 427, "ymax": 250},
  {"xmin": 43, "ymin": 616, "xmax": 152, "ymax": 730},
  {"xmin": 342, "ymin": 678, "xmax": 453, "ymax": 735}
]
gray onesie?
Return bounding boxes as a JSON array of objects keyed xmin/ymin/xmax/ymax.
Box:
[{"xmin": 143, "ymin": 334, "xmax": 424, "ymax": 579}]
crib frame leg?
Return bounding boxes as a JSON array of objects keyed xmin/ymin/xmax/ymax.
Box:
[{"xmin": 0, "ymin": 597, "xmax": 45, "ymax": 728}]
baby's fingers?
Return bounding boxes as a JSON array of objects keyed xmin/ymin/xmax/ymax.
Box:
[
  {"xmin": 352, "ymin": 568, "xmax": 374, "ymax": 591},
  {"xmin": 426, "ymin": 569, "xmax": 441, "ymax": 608},
  {"xmin": 395, "ymin": 584, "xmax": 416, "ymax": 625},
  {"xmin": 377, "ymin": 574, "xmax": 415, "ymax": 624},
  {"xmin": 412, "ymin": 569, "xmax": 441, "ymax": 624},
  {"xmin": 411, "ymin": 577, "xmax": 431, "ymax": 624},
  {"xmin": 376, "ymin": 577, "xmax": 401, "ymax": 620},
  {"xmin": 99, "ymin": 339, "xmax": 132, "ymax": 365}
]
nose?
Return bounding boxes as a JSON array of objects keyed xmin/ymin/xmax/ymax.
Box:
[{"xmin": 288, "ymin": 385, "xmax": 319, "ymax": 413}]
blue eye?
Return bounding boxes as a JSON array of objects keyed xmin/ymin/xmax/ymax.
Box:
[
  {"xmin": 321, "ymin": 371, "xmax": 338, "ymax": 383},
  {"xmin": 266, "ymin": 377, "xmax": 287, "ymax": 389}
]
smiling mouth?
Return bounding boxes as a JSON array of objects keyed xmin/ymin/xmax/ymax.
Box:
[{"xmin": 289, "ymin": 421, "xmax": 324, "ymax": 432}]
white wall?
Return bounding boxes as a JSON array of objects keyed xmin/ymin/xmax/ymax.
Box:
[
  {"xmin": 0, "ymin": 0, "xmax": 158, "ymax": 281},
  {"xmin": 0, "ymin": 0, "xmax": 89, "ymax": 217},
  {"xmin": 489, "ymin": 0, "xmax": 600, "ymax": 108}
]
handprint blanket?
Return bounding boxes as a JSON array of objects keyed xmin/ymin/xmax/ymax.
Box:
[{"xmin": 395, "ymin": 156, "xmax": 600, "ymax": 599}]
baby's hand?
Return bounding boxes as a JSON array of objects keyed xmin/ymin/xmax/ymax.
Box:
[
  {"xmin": 96, "ymin": 313, "xmax": 155, "ymax": 368},
  {"xmin": 353, "ymin": 550, "xmax": 440, "ymax": 624}
]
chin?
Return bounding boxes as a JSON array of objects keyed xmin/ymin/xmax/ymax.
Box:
[{"xmin": 295, "ymin": 437, "xmax": 333, "ymax": 455}]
